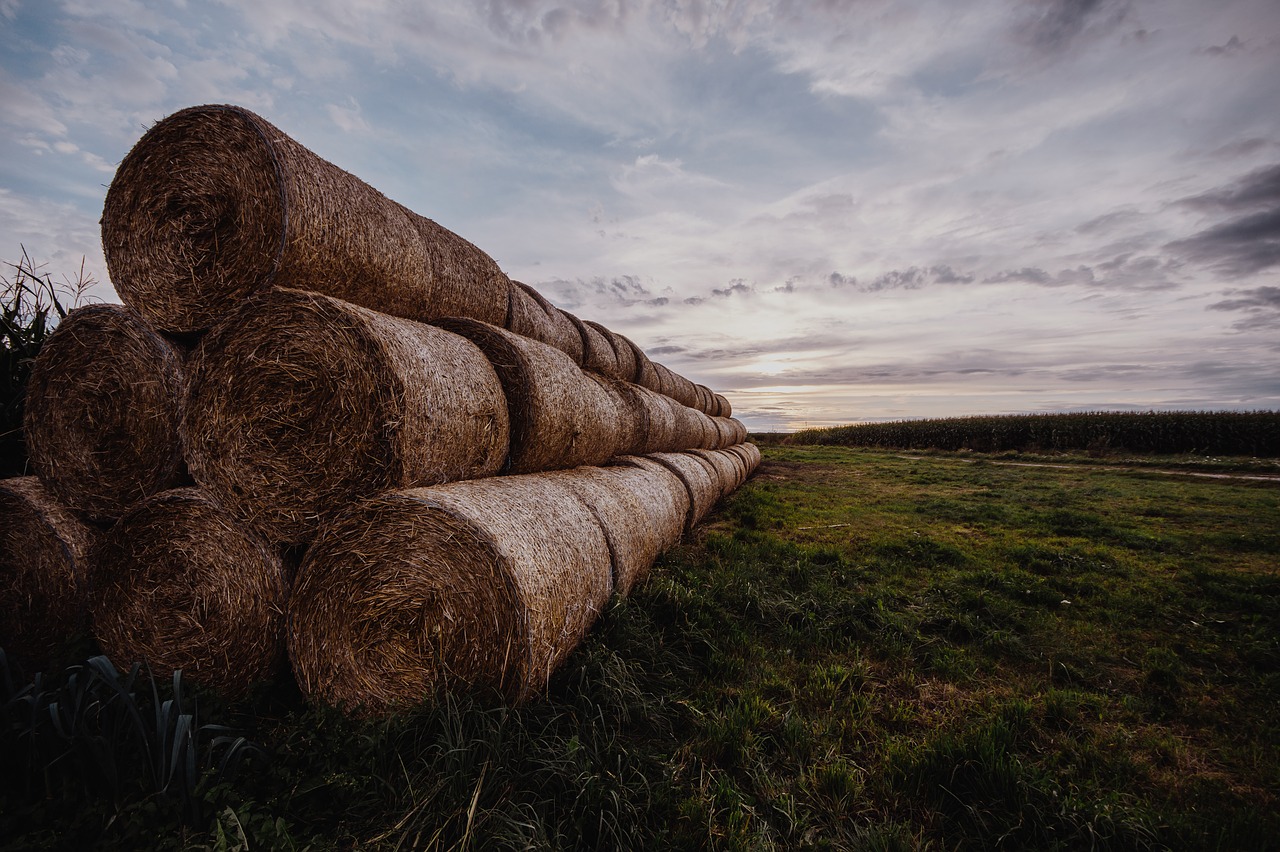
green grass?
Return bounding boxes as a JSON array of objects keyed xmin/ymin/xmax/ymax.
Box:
[{"xmin": 4, "ymin": 445, "xmax": 1278, "ymax": 850}]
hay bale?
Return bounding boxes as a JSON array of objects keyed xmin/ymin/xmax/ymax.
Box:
[
  {"xmin": 23, "ymin": 304, "xmax": 187, "ymax": 522},
  {"xmin": 437, "ymin": 318, "xmax": 626, "ymax": 474},
  {"xmin": 642, "ymin": 451, "xmax": 722, "ymax": 531},
  {"xmin": 585, "ymin": 321, "xmax": 634, "ymax": 382},
  {"xmin": 90, "ymin": 488, "xmax": 287, "ymax": 696},
  {"xmin": 546, "ymin": 462, "xmax": 687, "ymax": 596},
  {"xmin": 289, "ymin": 475, "xmax": 613, "ymax": 711},
  {"xmin": 101, "ymin": 104, "xmax": 511, "ymax": 334},
  {"xmin": 575, "ymin": 315, "xmax": 623, "ymax": 379},
  {"xmin": 689, "ymin": 448, "xmax": 746, "ymax": 499},
  {"xmin": 183, "ymin": 289, "xmax": 508, "ymax": 544},
  {"xmin": 618, "ymin": 383, "xmax": 678, "ymax": 454},
  {"xmin": 715, "ymin": 393, "xmax": 733, "ymax": 418},
  {"xmin": 711, "ymin": 416, "xmax": 738, "ymax": 450},
  {"xmin": 0, "ymin": 477, "xmax": 95, "ymax": 667},
  {"xmin": 727, "ymin": 441, "xmax": 762, "ymax": 476},
  {"xmin": 503, "ymin": 281, "xmax": 585, "ymax": 365}
]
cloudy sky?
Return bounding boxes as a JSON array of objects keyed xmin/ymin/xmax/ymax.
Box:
[{"xmin": 3, "ymin": 0, "xmax": 1278, "ymax": 430}]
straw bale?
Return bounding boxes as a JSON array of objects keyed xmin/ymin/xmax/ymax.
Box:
[
  {"xmin": 711, "ymin": 416, "xmax": 738, "ymax": 450},
  {"xmin": 715, "ymin": 393, "xmax": 733, "ymax": 418},
  {"xmin": 689, "ymin": 448, "xmax": 745, "ymax": 498},
  {"xmin": 23, "ymin": 304, "xmax": 187, "ymax": 522},
  {"xmin": 691, "ymin": 408, "xmax": 719, "ymax": 450},
  {"xmin": 607, "ymin": 329, "xmax": 642, "ymax": 383},
  {"xmin": 597, "ymin": 376, "xmax": 646, "ymax": 457},
  {"xmin": 694, "ymin": 384, "xmax": 712, "ymax": 416},
  {"xmin": 576, "ymin": 316, "xmax": 623, "ymax": 380},
  {"xmin": 724, "ymin": 443, "xmax": 761, "ymax": 481},
  {"xmin": 101, "ymin": 104, "xmax": 510, "ymax": 333},
  {"xmin": 437, "ymin": 318, "xmax": 628, "ymax": 473},
  {"xmin": 585, "ymin": 321, "xmax": 634, "ymax": 382},
  {"xmin": 505, "ymin": 282, "xmax": 585, "ymax": 364},
  {"xmin": 617, "ymin": 383, "xmax": 678, "ymax": 454},
  {"xmin": 289, "ymin": 475, "xmax": 613, "ymax": 712},
  {"xmin": 0, "ymin": 477, "xmax": 95, "ymax": 667},
  {"xmin": 90, "ymin": 487, "xmax": 287, "ymax": 696},
  {"xmin": 634, "ymin": 349, "xmax": 661, "ymax": 394},
  {"xmin": 183, "ymin": 289, "xmax": 508, "ymax": 544},
  {"xmin": 545, "ymin": 463, "xmax": 687, "ymax": 596},
  {"xmin": 642, "ymin": 451, "xmax": 722, "ymax": 531}
]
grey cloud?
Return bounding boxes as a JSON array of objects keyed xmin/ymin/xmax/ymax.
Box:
[
  {"xmin": 1167, "ymin": 208, "xmax": 1280, "ymax": 277},
  {"xmin": 1177, "ymin": 163, "xmax": 1280, "ymax": 213},
  {"xmin": 711, "ymin": 281, "xmax": 752, "ymax": 298},
  {"xmin": 1075, "ymin": 207, "xmax": 1141, "ymax": 234},
  {"xmin": 1207, "ymin": 285, "xmax": 1280, "ymax": 330},
  {"xmin": 985, "ymin": 266, "xmax": 1055, "ymax": 285},
  {"xmin": 1015, "ymin": 0, "xmax": 1129, "ymax": 52},
  {"xmin": 648, "ymin": 344, "xmax": 686, "ymax": 355},
  {"xmin": 985, "ymin": 256, "xmax": 1177, "ymax": 291},
  {"xmin": 539, "ymin": 274, "xmax": 672, "ymax": 310},
  {"xmin": 1202, "ymin": 35, "xmax": 1244, "ymax": 56},
  {"xmin": 829, "ymin": 272, "xmax": 857, "ymax": 288},
  {"xmin": 830, "ymin": 265, "xmax": 974, "ymax": 292}
]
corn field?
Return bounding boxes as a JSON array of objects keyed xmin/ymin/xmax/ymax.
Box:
[{"xmin": 787, "ymin": 411, "xmax": 1280, "ymax": 457}]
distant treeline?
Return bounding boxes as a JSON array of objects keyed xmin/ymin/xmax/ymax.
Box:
[{"xmin": 786, "ymin": 411, "xmax": 1280, "ymax": 457}]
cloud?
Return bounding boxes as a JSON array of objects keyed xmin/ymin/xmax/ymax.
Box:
[
  {"xmin": 1013, "ymin": 0, "xmax": 1130, "ymax": 52},
  {"xmin": 1167, "ymin": 208, "xmax": 1280, "ymax": 277},
  {"xmin": 1207, "ymin": 285, "xmax": 1280, "ymax": 330},
  {"xmin": 1176, "ymin": 163, "xmax": 1280, "ymax": 213}
]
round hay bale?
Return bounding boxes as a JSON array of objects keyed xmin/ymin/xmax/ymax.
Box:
[
  {"xmin": 691, "ymin": 409, "xmax": 719, "ymax": 449},
  {"xmin": 634, "ymin": 349, "xmax": 661, "ymax": 394},
  {"xmin": 607, "ymin": 329, "xmax": 642, "ymax": 384},
  {"xmin": 730, "ymin": 418, "xmax": 749, "ymax": 444},
  {"xmin": 711, "ymin": 416, "xmax": 738, "ymax": 450},
  {"xmin": 667, "ymin": 399, "xmax": 710, "ymax": 450},
  {"xmin": 101, "ymin": 103, "xmax": 511, "ymax": 333},
  {"xmin": 289, "ymin": 475, "xmax": 613, "ymax": 712},
  {"xmin": 0, "ymin": 477, "xmax": 95, "ymax": 667},
  {"xmin": 715, "ymin": 393, "xmax": 733, "ymax": 418},
  {"xmin": 688, "ymin": 448, "xmax": 745, "ymax": 499},
  {"xmin": 184, "ymin": 289, "xmax": 508, "ymax": 544},
  {"xmin": 502, "ymin": 281, "xmax": 584, "ymax": 364},
  {"xmin": 619, "ymin": 383, "xmax": 678, "ymax": 454},
  {"xmin": 576, "ymin": 316, "xmax": 622, "ymax": 380},
  {"xmin": 91, "ymin": 487, "xmax": 287, "ymax": 697},
  {"xmin": 584, "ymin": 321, "xmax": 632, "ymax": 382},
  {"xmin": 642, "ymin": 451, "xmax": 722, "ymax": 531},
  {"xmin": 546, "ymin": 462, "xmax": 687, "ymax": 596},
  {"xmin": 437, "ymin": 318, "xmax": 627, "ymax": 474},
  {"xmin": 724, "ymin": 443, "xmax": 760, "ymax": 482},
  {"xmin": 597, "ymin": 376, "xmax": 646, "ymax": 457},
  {"xmin": 694, "ymin": 384, "xmax": 713, "ymax": 417},
  {"xmin": 23, "ymin": 304, "xmax": 187, "ymax": 522}
]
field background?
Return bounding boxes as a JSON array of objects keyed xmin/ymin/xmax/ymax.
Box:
[{"xmin": 4, "ymin": 442, "xmax": 1279, "ymax": 850}]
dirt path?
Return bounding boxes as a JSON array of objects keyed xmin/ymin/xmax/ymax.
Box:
[{"xmin": 894, "ymin": 455, "xmax": 1280, "ymax": 484}]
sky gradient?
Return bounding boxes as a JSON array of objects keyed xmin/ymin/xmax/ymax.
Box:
[{"xmin": 3, "ymin": 0, "xmax": 1278, "ymax": 430}]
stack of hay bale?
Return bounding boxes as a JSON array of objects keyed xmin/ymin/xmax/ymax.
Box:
[{"xmin": 1, "ymin": 104, "xmax": 760, "ymax": 714}]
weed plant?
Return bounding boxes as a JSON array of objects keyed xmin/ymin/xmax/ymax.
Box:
[
  {"xmin": 0, "ymin": 248, "xmax": 94, "ymax": 476},
  {"xmin": 4, "ymin": 447, "xmax": 1277, "ymax": 849}
]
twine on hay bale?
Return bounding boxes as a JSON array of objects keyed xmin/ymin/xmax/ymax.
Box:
[
  {"xmin": 726, "ymin": 441, "xmax": 762, "ymax": 476},
  {"xmin": 545, "ymin": 462, "xmax": 687, "ymax": 596},
  {"xmin": 289, "ymin": 474, "xmax": 613, "ymax": 712},
  {"xmin": 618, "ymin": 383, "xmax": 678, "ymax": 454},
  {"xmin": 23, "ymin": 304, "xmax": 187, "ymax": 522},
  {"xmin": 91, "ymin": 488, "xmax": 287, "ymax": 697},
  {"xmin": 504, "ymin": 281, "xmax": 584, "ymax": 365},
  {"xmin": 711, "ymin": 416, "xmax": 738, "ymax": 450},
  {"xmin": 437, "ymin": 318, "xmax": 626, "ymax": 474},
  {"xmin": 101, "ymin": 103, "xmax": 511, "ymax": 333},
  {"xmin": 642, "ymin": 451, "xmax": 722, "ymax": 532},
  {"xmin": 0, "ymin": 477, "xmax": 95, "ymax": 667},
  {"xmin": 183, "ymin": 289, "xmax": 508, "ymax": 544}
]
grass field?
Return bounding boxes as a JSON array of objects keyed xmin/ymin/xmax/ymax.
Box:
[{"xmin": 4, "ymin": 445, "xmax": 1278, "ymax": 850}]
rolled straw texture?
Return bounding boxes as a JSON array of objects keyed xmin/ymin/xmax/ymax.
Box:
[
  {"xmin": 544, "ymin": 462, "xmax": 687, "ymax": 596},
  {"xmin": 184, "ymin": 289, "xmax": 508, "ymax": 544},
  {"xmin": 619, "ymin": 383, "xmax": 678, "ymax": 454},
  {"xmin": 504, "ymin": 282, "xmax": 584, "ymax": 365},
  {"xmin": 727, "ymin": 441, "xmax": 762, "ymax": 476},
  {"xmin": 91, "ymin": 488, "xmax": 287, "ymax": 697},
  {"xmin": 576, "ymin": 315, "xmax": 622, "ymax": 379},
  {"xmin": 642, "ymin": 452, "xmax": 722, "ymax": 531},
  {"xmin": 290, "ymin": 475, "xmax": 613, "ymax": 712},
  {"xmin": 23, "ymin": 304, "xmax": 187, "ymax": 521},
  {"xmin": 585, "ymin": 321, "xmax": 634, "ymax": 382},
  {"xmin": 102, "ymin": 104, "xmax": 510, "ymax": 333},
  {"xmin": 437, "ymin": 318, "xmax": 626, "ymax": 474},
  {"xmin": 711, "ymin": 416, "xmax": 738, "ymax": 450},
  {"xmin": 0, "ymin": 477, "xmax": 95, "ymax": 667},
  {"xmin": 689, "ymin": 448, "xmax": 746, "ymax": 498}
]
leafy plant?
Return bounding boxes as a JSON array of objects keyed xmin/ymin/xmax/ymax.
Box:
[{"xmin": 0, "ymin": 247, "xmax": 95, "ymax": 476}]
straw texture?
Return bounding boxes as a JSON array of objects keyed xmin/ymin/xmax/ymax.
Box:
[
  {"xmin": 102, "ymin": 104, "xmax": 511, "ymax": 333},
  {"xmin": 690, "ymin": 448, "xmax": 747, "ymax": 497},
  {"xmin": 437, "ymin": 318, "xmax": 627, "ymax": 474},
  {"xmin": 642, "ymin": 452, "xmax": 722, "ymax": 531},
  {"xmin": 576, "ymin": 315, "xmax": 622, "ymax": 380},
  {"xmin": 545, "ymin": 462, "xmax": 687, "ymax": 596},
  {"xmin": 23, "ymin": 304, "xmax": 187, "ymax": 521},
  {"xmin": 183, "ymin": 289, "xmax": 508, "ymax": 544},
  {"xmin": 504, "ymin": 282, "xmax": 584, "ymax": 365},
  {"xmin": 289, "ymin": 474, "xmax": 613, "ymax": 712},
  {"xmin": 0, "ymin": 477, "xmax": 96, "ymax": 667},
  {"xmin": 91, "ymin": 487, "xmax": 287, "ymax": 697}
]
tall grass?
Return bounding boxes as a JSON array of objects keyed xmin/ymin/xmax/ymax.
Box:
[
  {"xmin": 0, "ymin": 248, "xmax": 95, "ymax": 476},
  {"xmin": 787, "ymin": 410, "xmax": 1280, "ymax": 457}
]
